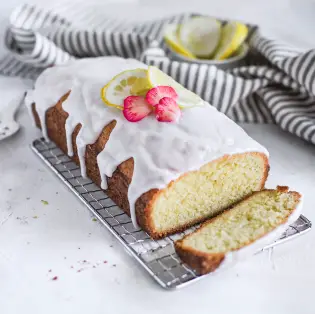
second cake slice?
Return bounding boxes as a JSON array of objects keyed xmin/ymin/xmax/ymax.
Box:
[{"xmin": 175, "ymin": 186, "xmax": 302, "ymax": 274}]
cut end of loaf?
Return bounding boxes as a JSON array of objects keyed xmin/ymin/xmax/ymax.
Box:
[
  {"xmin": 175, "ymin": 187, "xmax": 301, "ymax": 275},
  {"xmin": 147, "ymin": 152, "xmax": 269, "ymax": 238}
]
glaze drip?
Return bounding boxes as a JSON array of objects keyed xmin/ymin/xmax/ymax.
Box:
[{"xmin": 25, "ymin": 56, "xmax": 269, "ymax": 227}]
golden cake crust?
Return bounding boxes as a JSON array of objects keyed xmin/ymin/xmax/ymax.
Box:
[
  {"xmin": 175, "ymin": 187, "xmax": 301, "ymax": 275},
  {"xmin": 32, "ymin": 92, "xmax": 269, "ymax": 239}
]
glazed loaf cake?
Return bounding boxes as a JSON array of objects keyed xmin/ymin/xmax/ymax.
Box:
[
  {"xmin": 26, "ymin": 56, "xmax": 269, "ymax": 239},
  {"xmin": 175, "ymin": 186, "xmax": 302, "ymax": 274}
]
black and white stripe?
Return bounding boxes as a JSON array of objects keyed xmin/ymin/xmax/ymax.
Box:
[{"xmin": 1, "ymin": 3, "xmax": 315, "ymax": 145}]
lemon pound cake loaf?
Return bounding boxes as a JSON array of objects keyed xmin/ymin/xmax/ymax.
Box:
[
  {"xmin": 25, "ymin": 56, "xmax": 269, "ymax": 239},
  {"xmin": 175, "ymin": 186, "xmax": 302, "ymax": 274}
]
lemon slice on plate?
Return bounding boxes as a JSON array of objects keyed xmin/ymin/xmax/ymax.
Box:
[
  {"xmin": 178, "ymin": 17, "xmax": 221, "ymax": 58},
  {"xmin": 163, "ymin": 24, "xmax": 196, "ymax": 59},
  {"xmin": 102, "ymin": 68, "xmax": 148, "ymax": 109},
  {"xmin": 147, "ymin": 66, "xmax": 204, "ymax": 108},
  {"xmin": 213, "ymin": 21, "xmax": 248, "ymax": 60}
]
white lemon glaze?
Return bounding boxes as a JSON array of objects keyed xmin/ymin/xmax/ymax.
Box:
[{"xmin": 25, "ymin": 56, "xmax": 269, "ymax": 227}]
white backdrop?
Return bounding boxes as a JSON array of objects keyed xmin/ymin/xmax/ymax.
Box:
[{"xmin": 1, "ymin": 1, "xmax": 315, "ymax": 314}]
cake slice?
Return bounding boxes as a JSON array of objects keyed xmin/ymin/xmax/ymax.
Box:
[
  {"xmin": 26, "ymin": 56, "xmax": 269, "ymax": 239},
  {"xmin": 175, "ymin": 186, "xmax": 302, "ymax": 274}
]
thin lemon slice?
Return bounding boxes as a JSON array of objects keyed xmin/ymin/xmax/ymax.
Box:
[
  {"xmin": 213, "ymin": 21, "xmax": 248, "ymax": 60},
  {"xmin": 178, "ymin": 17, "xmax": 221, "ymax": 58},
  {"xmin": 130, "ymin": 77, "xmax": 151, "ymax": 96},
  {"xmin": 164, "ymin": 24, "xmax": 196, "ymax": 59},
  {"xmin": 101, "ymin": 84, "xmax": 110, "ymax": 106},
  {"xmin": 147, "ymin": 66, "xmax": 204, "ymax": 108},
  {"xmin": 102, "ymin": 68, "xmax": 148, "ymax": 109}
]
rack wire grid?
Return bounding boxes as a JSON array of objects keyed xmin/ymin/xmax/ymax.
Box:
[{"xmin": 32, "ymin": 138, "xmax": 312, "ymax": 290}]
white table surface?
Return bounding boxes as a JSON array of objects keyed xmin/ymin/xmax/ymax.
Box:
[{"xmin": 1, "ymin": 1, "xmax": 315, "ymax": 314}]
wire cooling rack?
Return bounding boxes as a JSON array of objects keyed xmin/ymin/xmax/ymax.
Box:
[{"xmin": 31, "ymin": 138, "xmax": 312, "ymax": 289}]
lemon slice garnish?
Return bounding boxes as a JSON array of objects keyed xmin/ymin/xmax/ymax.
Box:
[
  {"xmin": 147, "ymin": 66, "xmax": 204, "ymax": 108},
  {"xmin": 213, "ymin": 21, "xmax": 248, "ymax": 60},
  {"xmin": 178, "ymin": 17, "xmax": 221, "ymax": 58},
  {"xmin": 102, "ymin": 68, "xmax": 148, "ymax": 109},
  {"xmin": 130, "ymin": 77, "xmax": 152, "ymax": 96},
  {"xmin": 163, "ymin": 24, "xmax": 196, "ymax": 59},
  {"xmin": 101, "ymin": 84, "xmax": 110, "ymax": 106}
]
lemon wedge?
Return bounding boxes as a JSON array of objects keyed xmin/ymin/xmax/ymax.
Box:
[
  {"xmin": 164, "ymin": 24, "xmax": 196, "ymax": 59},
  {"xmin": 102, "ymin": 69, "xmax": 148, "ymax": 109},
  {"xmin": 147, "ymin": 66, "xmax": 204, "ymax": 108},
  {"xmin": 213, "ymin": 21, "xmax": 248, "ymax": 60},
  {"xmin": 178, "ymin": 17, "xmax": 221, "ymax": 58}
]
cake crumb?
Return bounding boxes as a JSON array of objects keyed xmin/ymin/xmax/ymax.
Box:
[
  {"xmin": 48, "ymin": 269, "xmax": 52, "ymax": 272},
  {"xmin": 16, "ymin": 216, "xmax": 28, "ymax": 224},
  {"xmin": 41, "ymin": 200, "xmax": 49, "ymax": 205},
  {"xmin": 103, "ymin": 261, "xmax": 107, "ymax": 264},
  {"xmin": 114, "ymin": 278, "xmax": 120, "ymax": 285},
  {"xmin": 52, "ymin": 276, "xmax": 58, "ymax": 281},
  {"xmin": 112, "ymin": 264, "xmax": 116, "ymax": 267}
]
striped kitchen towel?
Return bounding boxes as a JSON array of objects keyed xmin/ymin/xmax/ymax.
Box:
[{"xmin": 1, "ymin": 2, "xmax": 315, "ymax": 145}]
